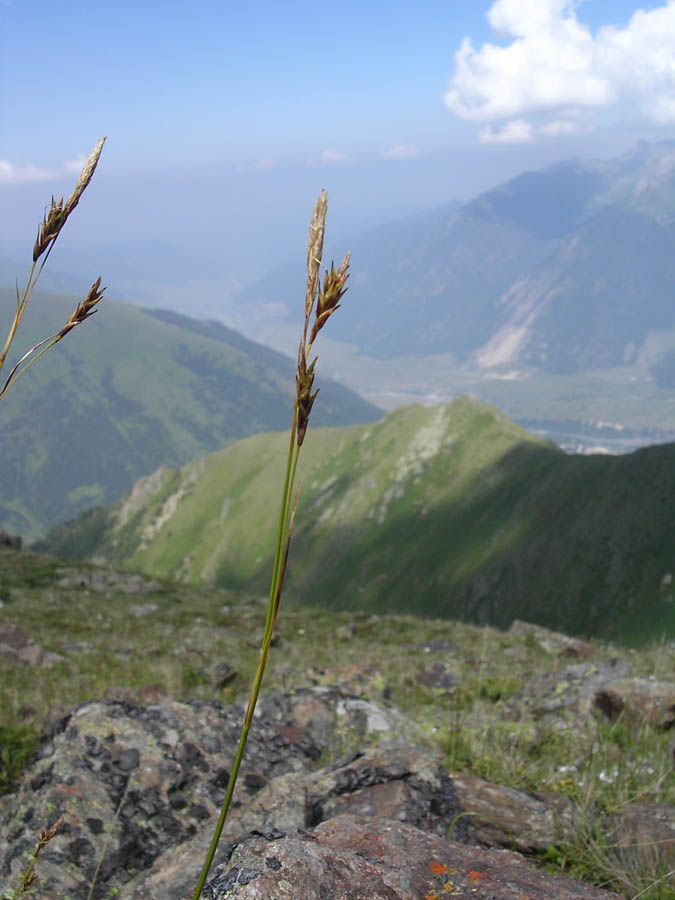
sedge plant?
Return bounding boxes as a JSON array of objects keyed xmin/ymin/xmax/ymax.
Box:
[
  {"xmin": 191, "ymin": 189, "xmax": 350, "ymax": 899},
  {"xmin": 3, "ymin": 138, "xmax": 106, "ymax": 900},
  {"xmin": 0, "ymin": 137, "xmax": 107, "ymax": 399}
]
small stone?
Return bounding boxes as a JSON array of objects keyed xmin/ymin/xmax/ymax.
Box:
[
  {"xmin": 336, "ymin": 623, "xmax": 356, "ymax": 640},
  {"xmin": 130, "ymin": 603, "xmax": 159, "ymax": 617},
  {"xmin": 208, "ymin": 662, "xmax": 237, "ymax": 688},
  {"xmin": 42, "ymin": 651, "xmax": 68, "ymax": 666},
  {"xmin": 16, "ymin": 644, "xmax": 44, "ymax": 667}
]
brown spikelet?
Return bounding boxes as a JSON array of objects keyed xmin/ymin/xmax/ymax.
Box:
[
  {"xmin": 58, "ymin": 277, "xmax": 105, "ymax": 338},
  {"xmin": 36, "ymin": 816, "xmax": 63, "ymax": 856},
  {"xmin": 308, "ymin": 251, "xmax": 350, "ymax": 346},
  {"xmin": 33, "ymin": 137, "xmax": 106, "ymax": 261},
  {"xmin": 295, "ymin": 351, "xmax": 318, "ymax": 447},
  {"xmin": 33, "ymin": 195, "xmax": 66, "ymax": 262}
]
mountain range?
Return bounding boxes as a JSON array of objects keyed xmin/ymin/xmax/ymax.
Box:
[
  {"xmin": 5, "ymin": 143, "xmax": 675, "ymax": 449},
  {"xmin": 244, "ymin": 141, "xmax": 675, "ymax": 375},
  {"xmin": 40, "ymin": 396, "xmax": 675, "ymax": 646},
  {"xmin": 0, "ymin": 290, "xmax": 379, "ymax": 541},
  {"xmin": 4, "ymin": 141, "xmax": 675, "ymax": 547},
  {"xmin": 234, "ymin": 142, "xmax": 675, "ymax": 447}
]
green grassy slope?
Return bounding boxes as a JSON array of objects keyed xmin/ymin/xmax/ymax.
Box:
[
  {"xmin": 0, "ymin": 290, "xmax": 380, "ymax": 541},
  {"xmin": 41, "ymin": 397, "xmax": 675, "ymax": 644}
]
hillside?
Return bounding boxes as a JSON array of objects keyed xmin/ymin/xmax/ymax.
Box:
[
  {"xmin": 235, "ymin": 143, "xmax": 675, "ymax": 447},
  {"xmin": 0, "ymin": 545, "xmax": 673, "ymax": 898},
  {"xmin": 0, "ymin": 290, "xmax": 380, "ymax": 541},
  {"xmin": 40, "ymin": 397, "xmax": 675, "ymax": 645}
]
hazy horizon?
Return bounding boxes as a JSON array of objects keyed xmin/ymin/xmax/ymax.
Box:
[{"xmin": 3, "ymin": 0, "xmax": 675, "ymax": 320}]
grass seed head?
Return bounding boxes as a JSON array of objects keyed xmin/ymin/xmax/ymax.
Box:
[
  {"xmin": 33, "ymin": 196, "xmax": 66, "ymax": 262},
  {"xmin": 32, "ymin": 137, "xmax": 106, "ymax": 262},
  {"xmin": 309, "ymin": 251, "xmax": 350, "ymax": 346},
  {"xmin": 59, "ymin": 277, "xmax": 105, "ymax": 338},
  {"xmin": 304, "ymin": 189, "xmax": 327, "ymax": 322},
  {"xmin": 296, "ymin": 352, "xmax": 318, "ymax": 446},
  {"xmin": 36, "ymin": 816, "xmax": 63, "ymax": 855}
]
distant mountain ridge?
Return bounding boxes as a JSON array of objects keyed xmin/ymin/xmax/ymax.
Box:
[
  {"xmin": 242, "ymin": 141, "xmax": 675, "ymax": 375},
  {"xmin": 0, "ymin": 290, "xmax": 380, "ymax": 541},
  {"xmin": 41, "ymin": 396, "xmax": 675, "ymax": 645}
]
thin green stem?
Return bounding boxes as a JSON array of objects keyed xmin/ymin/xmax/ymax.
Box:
[
  {"xmin": 0, "ymin": 242, "xmax": 57, "ymax": 374},
  {"xmin": 0, "ymin": 334, "xmax": 62, "ymax": 399},
  {"xmin": 0, "ymin": 261, "xmax": 35, "ymax": 372},
  {"xmin": 192, "ymin": 190, "xmax": 341, "ymax": 900},
  {"xmin": 190, "ymin": 641, "xmax": 271, "ymax": 900},
  {"xmin": 192, "ymin": 409, "xmax": 300, "ymax": 900},
  {"xmin": 263, "ymin": 408, "xmax": 297, "ymax": 638}
]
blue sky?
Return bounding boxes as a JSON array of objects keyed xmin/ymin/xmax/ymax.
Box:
[{"xmin": 2, "ymin": 0, "xmax": 674, "ymax": 296}]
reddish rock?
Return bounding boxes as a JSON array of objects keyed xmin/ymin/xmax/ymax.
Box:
[
  {"xmin": 594, "ymin": 678, "xmax": 675, "ymax": 729},
  {"xmin": 0, "ymin": 623, "xmax": 43, "ymax": 666},
  {"xmin": 197, "ymin": 814, "xmax": 622, "ymax": 900},
  {"xmin": 449, "ymin": 770, "xmax": 575, "ymax": 853},
  {"xmin": 603, "ymin": 801, "xmax": 675, "ymax": 876}
]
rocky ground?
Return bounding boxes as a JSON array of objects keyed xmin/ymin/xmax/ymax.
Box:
[{"xmin": 0, "ymin": 546, "xmax": 673, "ymax": 899}]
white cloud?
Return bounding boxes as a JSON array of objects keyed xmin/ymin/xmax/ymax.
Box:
[
  {"xmin": 234, "ymin": 157, "xmax": 277, "ymax": 173},
  {"xmin": 64, "ymin": 155, "xmax": 86, "ymax": 173},
  {"xmin": 538, "ymin": 118, "xmax": 580, "ymax": 137},
  {"xmin": 320, "ymin": 149, "xmax": 350, "ymax": 164},
  {"xmin": 381, "ymin": 144, "xmax": 423, "ymax": 159},
  {"xmin": 444, "ymin": 0, "xmax": 675, "ymax": 141},
  {"xmin": 479, "ymin": 119, "xmax": 534, "ymax": 143},
  {"xmin": 0, "ymin": 153, "xmax": 88, "ymax": 184},
  {"xmin": 0, "ymin": 161, "xmax": 53, "ymax": 183}
]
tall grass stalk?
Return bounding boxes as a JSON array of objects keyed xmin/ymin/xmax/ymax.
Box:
[
  {"xmin": 191, "ymin": 189, "xmax": 350, "ymax": 900},
  {"xmin": 2, "ymin": 137, "xmax": 106, "ymax": 900},
  {"xmin": 0, "ymin": 137, "xmax": 106, "ymax": 398}
]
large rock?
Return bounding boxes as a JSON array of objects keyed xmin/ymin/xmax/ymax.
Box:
[
  {"xmin": 603, "ymin": 801, "xmax": 675, "ymax": 878},
  {"xmin": 0, "ymin": 689, "xmax": 418, "ymax": 900},
  {"xmin": 517, "ymin": 657, "xmax": 631, "ymax": 721},
  {"xmin": 119, "ymin": 746, "xmax": 464, "ymax": 900},
  {"xmin": 195, "ymin": 814, "xmax": 623, "ymax": 900},
  {"xmin": 594, "ymin": 678, "xmax": 675, "ymax": 730},
  {"xmin": 449, "ymin": 771, "xmax": 575, "ymax": 853},
  {"xmin": 0, "ymin": 687, "xmax": 663, "ymax": 900}
]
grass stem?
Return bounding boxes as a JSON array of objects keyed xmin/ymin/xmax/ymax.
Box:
[{"xmin": 191, "ymin": 190, "xmax": 350, "ymax": 899}]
